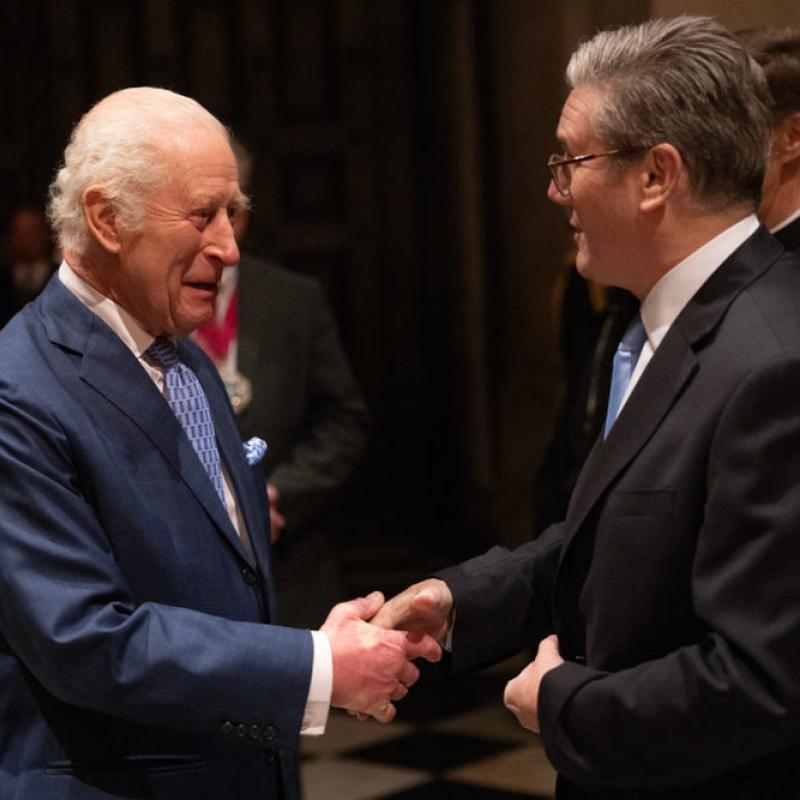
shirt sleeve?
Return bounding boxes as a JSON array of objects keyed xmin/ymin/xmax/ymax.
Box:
[{"xmin": 301, "ymin": 630, "xmax": 333, "ymax": 735}]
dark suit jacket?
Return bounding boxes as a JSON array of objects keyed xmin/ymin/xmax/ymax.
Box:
[
  {"xmin": 0, "ymin": 277, "xmax": 312, "ymax": 799},
  {"xmin": 439, "ymin": 228, "xmax": 800, "ymax": 798},
  {"xmin": 774, "ymin": 215, "xmax": 800, "ymax": 252},
  {"xmin": 236, "ymin": 256, "xmax": 368, "ymax": 627}
]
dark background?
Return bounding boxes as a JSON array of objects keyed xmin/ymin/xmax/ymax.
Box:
[{"xmin": 1, "ymin": 0, "xmax": 793, "ymax": 581}]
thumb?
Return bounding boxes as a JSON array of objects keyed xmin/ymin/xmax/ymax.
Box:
[
  {"xmin": 410, "ymin": 586, "xmax": 447, "ymax": 615},
  {"xmin": 323, "ymin": 591, "xmax": 385, "ymax": 628},
  {"xmin": 538, "ymin": 634, "xmax": 559, "ymax": 656},
  {"xmin": 349, "ymin": 591, "xmax": 385, "ymax": 621}
]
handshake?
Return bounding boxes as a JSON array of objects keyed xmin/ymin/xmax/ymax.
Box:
[
  {"xmin": 321, "ymin": 578, "xmax": 565, "ymax": 731},
  {"xmin": 320, "ymin": 579, "xmax": 453, "ymax": 723}
]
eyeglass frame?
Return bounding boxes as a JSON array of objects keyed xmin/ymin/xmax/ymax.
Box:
[{"xmin": 547, "ymin": 148, "xmax": 643, "ymax": 197}]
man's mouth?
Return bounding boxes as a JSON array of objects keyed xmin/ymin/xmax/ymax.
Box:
[{"xmin": 186, "ymin": 281, "xmax": 218, "ymax": 292}]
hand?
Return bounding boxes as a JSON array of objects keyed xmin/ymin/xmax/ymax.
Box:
[
  {"xmin": 267, "ymin": 484, "xmax": 286, "ymax": 543},
  {"xmin": 370, "ymin": 579, "xmax": 454, "ymax": 642},
  {"xmin": 504, "ymin": 634, "xmax": 564, "ymax": 733},
  {"xmin": 321, "ymin": 592, "xmax": 442, "ymax": 723}
]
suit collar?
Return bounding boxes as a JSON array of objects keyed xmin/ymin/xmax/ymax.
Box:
[
  {"xmin": 563, "ymin": 225, "xmax": 784, "ymax": 540},
  {"xmin": 773, "ymin": 214, "xmax": 800, "ymax": 252},
  {"xmin": 39, "ymin": 278, "xmax": 258, "ymax": 569}
]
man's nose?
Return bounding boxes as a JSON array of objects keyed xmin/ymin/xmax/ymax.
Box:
[
  {"xmin": 547, "ymin": 179, "xmax": 569, "ymax": 205},
  {"xmin": 207, "ymin": 211, "xmax": 240, "ymax": 267}
]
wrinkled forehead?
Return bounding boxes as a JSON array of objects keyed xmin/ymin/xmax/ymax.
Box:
[{"xmin": 162, "ymin": 132, "xmax": 244, "ymax": 198}]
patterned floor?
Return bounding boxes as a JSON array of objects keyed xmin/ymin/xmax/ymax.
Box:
[
  {"xmin": 291, "ymin": 509, "xmax": 559, "ymax": 800},
  {"xmin": 300, "ymin": 656, "xmax": 556, "ymax": 799}
]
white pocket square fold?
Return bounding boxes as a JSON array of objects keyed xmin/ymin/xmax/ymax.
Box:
[{"xmin": 242, "ymin": 437, "xmax": 268, "ymax": 466}]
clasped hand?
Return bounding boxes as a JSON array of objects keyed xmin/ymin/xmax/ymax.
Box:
[
  {"xmin": 344, "ymin": 579, "xmax": 566, "ymax": 734},
  {"xmin": 321, "ymin": 590, "xmax": 443, "ymax": 723}
]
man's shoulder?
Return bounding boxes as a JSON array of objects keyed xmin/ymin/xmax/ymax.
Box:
[{"xmin": 740, "ymin": 248, "xmax": 800, "ymax": 348}]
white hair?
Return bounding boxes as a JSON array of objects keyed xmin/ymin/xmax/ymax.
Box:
[{"xmin": 48, "ymin": 87, "xmax": 231, "ymax": 256}]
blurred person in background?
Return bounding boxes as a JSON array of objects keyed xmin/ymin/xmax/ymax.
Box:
[
  {"xmin": 740, "ymin": 26, "xmax": 800, "ymax": 251},
  {"xmin": 0, "ymin": 205, "xmax": 58, "ymax": 327},
  {"xmin": 195, "ymin": 140, "xmax": 369, "ymax": 628}
]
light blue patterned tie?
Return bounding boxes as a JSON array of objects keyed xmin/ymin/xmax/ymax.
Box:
[
  {"xmin": 603, "ymin": 314, "xmax": 647, "ymax": 439},
  {"xmin": 145, "ymin": 336, "xmax": 225, "ymax": 504}
]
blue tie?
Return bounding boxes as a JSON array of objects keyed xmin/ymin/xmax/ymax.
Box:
[
  {"xmin": 603, "ymin": 314, "xmax": 647, "ymax": 439},
  {"xmin": 145, "ymin": 337, "xmax": 226, "ymax": 504}
]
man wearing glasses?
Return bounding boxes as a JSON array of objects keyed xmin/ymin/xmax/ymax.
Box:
[{"xmin": 373, "ymin": 16, "xmax": 800, "ymax": 799}]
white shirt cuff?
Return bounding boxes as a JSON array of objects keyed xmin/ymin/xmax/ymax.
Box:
[{"xmin": 300, "ymin": 630, "xmax": 333, "ymax": 736}]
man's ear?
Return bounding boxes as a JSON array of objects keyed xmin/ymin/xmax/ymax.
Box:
[
  {"xmin": 637, "ymin": 143, "xmax": 683, "ymax": 213},
  {"xmin": 82, "ymin": 187, "xmax": 123, "ymax": 254},
  {"xmin": 778, "ymin": 112, "xmax": 800, "ymax": 164}
]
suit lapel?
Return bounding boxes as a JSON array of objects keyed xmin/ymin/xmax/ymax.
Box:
[
  {"xmin": 181, "ymin": 343, "xmax": 271, "ymax": 581},
  {"xmin": 562, "ymin": 226, "xmax": 785, "ymax": 552},
  {"xmin": 564, "ymin": 331, "xmax": 697, "ymax": 540},
  {"xmin": 41, "ymin": 280, "xmax": 254, "ymax": 565}
]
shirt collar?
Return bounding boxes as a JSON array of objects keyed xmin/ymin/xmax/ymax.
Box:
[
  {"xmin": 58, "ymin": 260, "xmax": 157, "ymax": 359},
  {"xmin": 770, "ymin": 206, "xmax": 800, "ymax": 234},
  {"xmin": 640, "ymin": 214, "xmax": 759, "ymax": 350}
]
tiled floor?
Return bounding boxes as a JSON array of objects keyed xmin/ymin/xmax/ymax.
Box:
[{"xmin": 300, "ymin": 646, "xmax": 556, "ymax": 799}]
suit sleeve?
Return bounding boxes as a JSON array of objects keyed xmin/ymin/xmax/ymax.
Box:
[
  {"xmin": 437, "ymin": 523, "xmax": 563, "ymax": 673},
  {"xmin": 268, "ymin": 281, "xmax": 369, "ymax": 531},
  {"xmin": 0, "ymin": 379, "xmax": 313, "ymax": 753},
  {"xmin": 537, "ymin": 356, "xmax": 800, "ymax": 790}
]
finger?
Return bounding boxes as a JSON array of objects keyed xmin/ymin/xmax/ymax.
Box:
[
  {"xmin": 328, "ymin": 591, "xmax": 385, "ymax": 625},
  {"xmin": 537, "ymin": 634, "xmax": 560, "ymax": 659},
  {"xmin": 504, "ymin": 674, "xmax": 522, "ymax": 714},
  {"xmin": 368, "ymin": 701, "xmax": 396, "ymax": 724},
  {"xmin": 410, "ymin": 586, "xmax": 447, "ymax": 616},
  {"xmin": 369, "ymin": 593, "xmax": 410, "ymax": 629},
  {"xmin": 390, "ymin": 683, "xmax": 409, "ymax": 701},
  {"xmin": 404, "ymin": 632, "xmax": 442, "ymax": 663},
  {"xmin": 398, "ymin": 660, "xmax": 420, "ymax": 689}
]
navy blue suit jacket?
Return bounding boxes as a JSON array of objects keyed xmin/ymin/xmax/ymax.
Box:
[{"xmin": 0, "ymin": 277, "xmax": 313, "ymax": 799}]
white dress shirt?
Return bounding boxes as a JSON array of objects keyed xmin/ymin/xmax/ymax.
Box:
[
  {"xmin": 58, "ymin": 261, "xmax": 332, "ymax": 735},
  {"xmin": 620, "ymin": 215, "xmax": 760, "ymax": 412}
]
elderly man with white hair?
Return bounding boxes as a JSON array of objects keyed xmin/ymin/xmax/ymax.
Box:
[{"xmin": 0, "ymin": 87, "xmax": 440, "ymax": 800}]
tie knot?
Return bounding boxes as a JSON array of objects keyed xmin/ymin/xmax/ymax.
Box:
[
  {"xmin": 145, "ymin": 336, "xmax": 180, "ymax": 369},
  {"xmin": 619, "ymin": 314, "xmax": 647, "ymax": 354}
]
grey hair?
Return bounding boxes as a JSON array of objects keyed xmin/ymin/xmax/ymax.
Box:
[
  {"xmin": 566, "ymin": 16, "xmax": 772, "ymax": 208},
  {"xmin": 48, "ymin": 87, "xmax": 231, "ymax": 256}
]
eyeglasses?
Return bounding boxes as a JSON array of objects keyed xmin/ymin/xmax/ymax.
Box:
[{"xmin": 547, "ymin": 149, "xmax": 635, "ymax": 197}]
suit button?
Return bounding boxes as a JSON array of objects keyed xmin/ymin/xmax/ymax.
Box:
[
  {"xmin": 262, "ymin": 725, "xmax": 278, "ymax": 744},
  {"xmin": 263, "ymin": 750, "xmax": 275, "ymax": 766},
  {"xmin": 235, "ymin": 723, "xmax": 247, "ymax": 738},
  {"xmin": 221, "ymin": 720, "xmax": 234, "ymax": 735},
  {"xmin": 242, "ymin": 566, "xmax": 258, "ymax": 585},
  {"xmin": 249, "ymin": 724, "xmax": 262, "ymax": 740}
]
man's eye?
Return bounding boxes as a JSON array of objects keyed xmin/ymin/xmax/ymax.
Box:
[{"xmin": 190, "ymin": 209, "xmax": 213, "ymax": 228}]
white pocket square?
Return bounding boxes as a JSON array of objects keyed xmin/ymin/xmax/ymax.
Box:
[{"xmin": 242, "ymin": 437, "xmax": 268, "ymax": 465}]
